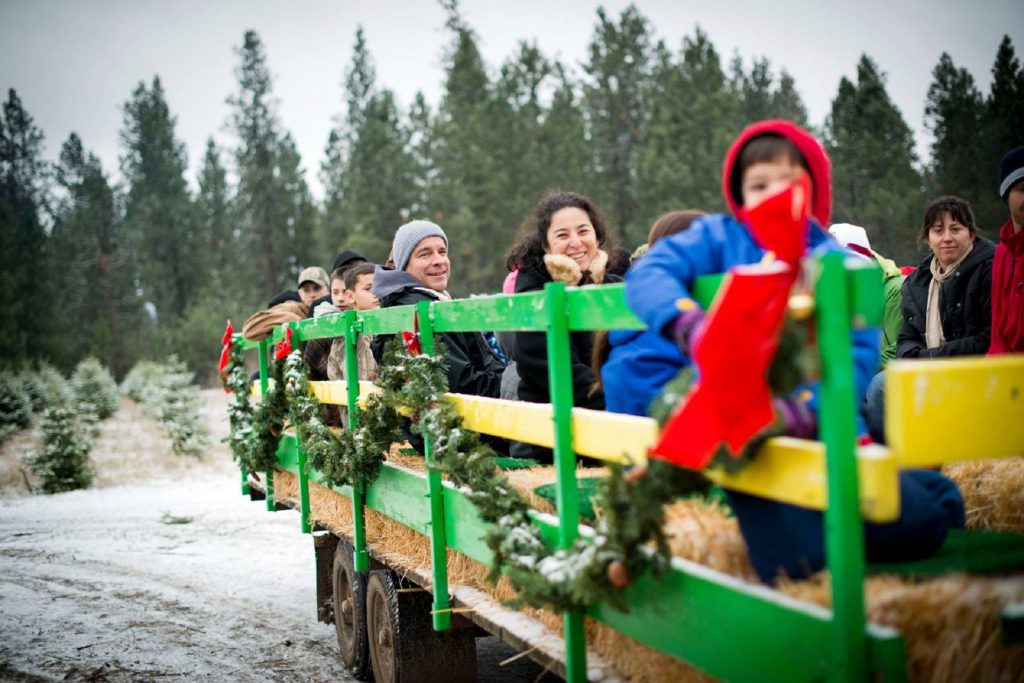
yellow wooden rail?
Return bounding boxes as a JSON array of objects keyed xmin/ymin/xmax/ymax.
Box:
[
  {"xmin": 886, "ymin": 355, "xmax": 1024, "ymax": 467},
  {"xmin": 255, "ymin": 357, "xmax": 1024, "ymax": 523},
  {"xmin": 449, "ymin": 394, "xmax": 901, "ymax": 522}
]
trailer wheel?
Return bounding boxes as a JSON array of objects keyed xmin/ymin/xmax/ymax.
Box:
[
  {"xmin": 366, "ymin": 569, "xmax": 477, "ymax": 683},
  {"xmin": 332, "ymin": 541, "xmax": 371, "ymax": 680}
]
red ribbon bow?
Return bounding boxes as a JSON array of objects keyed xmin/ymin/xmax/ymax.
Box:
[
  {"xmin": 274, "ymin": 327, "xmax": 294, "ymax": 361},
  {"xmin": 652, "ymin": 176, "xmax": 810, "ymax": 469},
  {"xmin": 219, "ymin": 320, "xmax": 234, "ymax": 393},
  {"xmin": 401, "ymin": 311, "xmax": 421, "ymax": 356}
]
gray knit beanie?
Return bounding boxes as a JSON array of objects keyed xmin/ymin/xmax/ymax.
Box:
[{"xmin": 392, "ymin": 220, "xmax": 448, "ymax": 271}]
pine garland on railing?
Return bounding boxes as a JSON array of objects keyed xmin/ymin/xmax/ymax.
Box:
[
  {"xmin": 284, "ymin": 350, "xmax": 400, "ymax": 489},
  {"xmin": 222, "ymin": 343, "xmax": 286, "ymax": 473},
  {"xmin": 377, "ymin": 338, "xmax": 706, "ymax": 612}
]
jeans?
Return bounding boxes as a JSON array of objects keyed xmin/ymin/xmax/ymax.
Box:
[{"xmin": 863, "ymin": 371, "xmax": 886, "ymax": 445}]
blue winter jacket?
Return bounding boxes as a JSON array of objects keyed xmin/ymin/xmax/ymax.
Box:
[{"xmin": 622, "ymin": 213, "xmax": 880, "ymax": 423}]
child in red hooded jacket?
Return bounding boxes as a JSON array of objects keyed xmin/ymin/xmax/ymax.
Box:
[{"xmin": 626, "ymin": 120, "xmax": 965, "ymax": 584}]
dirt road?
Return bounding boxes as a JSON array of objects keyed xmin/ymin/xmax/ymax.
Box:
[{"xmin": 0, "ymin": 391, "xmax": 552, "ymax": 682}]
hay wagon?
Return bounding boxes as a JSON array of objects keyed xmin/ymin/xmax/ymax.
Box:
[{"xmin": 227, "ymin": 252, "xmax": 1024, "ymax": 682}]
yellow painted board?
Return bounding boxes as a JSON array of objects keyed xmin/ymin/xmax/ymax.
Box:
[
  {"xmin": 886, "ymin": 355, "xmax": 1024, "ymax": 466},
  {"xmin": 707, "ymin": 439, "xmax": 901, "ymax": 523},
  {"xmin": 308, "ymin": 380, "xmax": 380, "ymax": 407},
  {"xmin": 448, "ymin": 394, "xmax": 556, "ymax": 449},
  {"xmin": 446, "ymin": 395, "xmax": 899, "ymax": 521}
]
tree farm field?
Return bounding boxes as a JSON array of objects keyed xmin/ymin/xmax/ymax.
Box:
[{"xmin": 0, "ymin": 391, "xmax": 549, "ymax": 682}]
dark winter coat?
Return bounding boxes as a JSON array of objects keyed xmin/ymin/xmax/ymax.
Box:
[
  {"xmin": 370, "ymin": 268, "xmax": 507, "ymax": 455},
  {"xmin": 370, "ymin": 269, "xmax": 505, "ymax": 400},
  {"xmin": 896, "ymin": 238, "xmax": 996, "ymax": 359},
  {"xmin": 509, "ymin": 251, "xmax": 621, "ymax": 461}
]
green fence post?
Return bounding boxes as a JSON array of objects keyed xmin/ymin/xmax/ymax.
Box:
[
  {"xmin": 816, "ymin": 252, "xmax": 868, "ymax": 682},
  {"xmin": 258, "ymin": 338, "xmax": 275, "ymax": 511},
  {"xmin": 544, "ymin": 281, "xmax": 587, "ymax": 682},
  {"xmin": 345, "ymin": 310, "xmax": 370, "ymax": 572},
  {"xmin": 296, "ymin": 437, "xmax": 312, "ymax": 533},
  {"xmin": 418, "ymin": 300, "xmax": 452, "ymax": 632}
]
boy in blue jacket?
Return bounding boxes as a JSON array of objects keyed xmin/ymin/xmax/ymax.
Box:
[{"xmin": 625, "ymin": 120, "xmax": 964, "ymax": 583}]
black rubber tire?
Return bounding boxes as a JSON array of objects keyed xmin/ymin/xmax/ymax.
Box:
[
  {"xmin": 366, "ymin": 569, "xmax": 477, "ymax": 683},
  {"xmin": 332, "ymin": 541, "xmax": 372, "ymax": 680},
  {"xmin": 366, "ymin": 570, "xmax": 401, "ymax": 683}
]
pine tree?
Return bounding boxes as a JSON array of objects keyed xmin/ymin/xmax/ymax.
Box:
[
  {"xmin": 924, "ymin": 53, "xmax": 985, "ymax": 211},
  {"xmin": 196, "ymin": 138, "xmax": 233, "ymax": 294},
  {"xmin": 229, "ymin": 30, "xmax": 317, "ymax": 299},
  {"xmin": 120, "ymin": 77, "xmax": 198, "ymax": 323},
  {"xmin": 980, "ymin": 35, "xmax": 1023, "ymax": 230},
  {"xmin": 322, "ymin": 28, "xmax": 417, "ymax": 263},
  {"xmin": 0, "ymin": 90, "xmax": 50, "ymax": 364},
  {"xmin": 71, "ymin": 357, "xmax": 119, "ymax": 420},
  {"xmin": 322, "ymin": 26, "xmax": 378, "ymax": 254},
  {"xmin": 637, "ymin": 28, "xmax": 737, "ymax": 238},
  {"xmin": 582, "ymin": 6, "xmax": 653, "ymax": 243},
  {"xmin": 535, "ymin": 63, "xmax": 592, "ymax": 195},
  {"xmin": 826, "ymin": 56, "xmax": 922, "ymax": 264},
  {"xmin": 28, "ymin": 405, "xmax": 94, "ymax": 493},
  {"xmin": 48, "ymin": 133, "xmax": 139, "ymax": 375},
  {"xmin": 428, "ymin": 4, "xmax": 507, "ymax": 294}
]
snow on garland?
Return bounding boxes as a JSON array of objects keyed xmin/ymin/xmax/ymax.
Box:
[
  {"xmin": 221, "ymin": 335, "xmax": 709, "ymax": 612},
  {"xmin": 375, "ymin": 337, "xmax": 708, "ymax": 613}
]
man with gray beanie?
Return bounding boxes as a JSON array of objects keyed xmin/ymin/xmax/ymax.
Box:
[
  {"xmin": 371, "ymin": 221, "xmax": 508, "ymax": 452},
  {"xmin": 989, "ymin": 146, "xmax": 1024, "ymax": 354}
]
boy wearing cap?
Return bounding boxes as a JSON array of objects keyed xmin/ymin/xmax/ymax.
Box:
[
  {"xmin": 296, "ymin": 267, "xmax": 329, "ymax": 308},
  {"xmin": 371, "ymin": 219, "xmax": 506, "ymax": 416},
  {"xmin": 989, "ymin": 146, "xmax": 1024, "ymax": 355}
]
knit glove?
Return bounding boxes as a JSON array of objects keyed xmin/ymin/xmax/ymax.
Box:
[
  {"xmin": 773, "ymin": 396, "xmax": 816, "ymax": 440},
  {"xmin": 669, "ymin": 307, "xmax": 706, "ymax": 357}
]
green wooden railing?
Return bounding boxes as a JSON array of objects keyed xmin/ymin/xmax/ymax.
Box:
[{"xmin": 235, "ymin": 254, "xmax": 912, "ymax": 682}]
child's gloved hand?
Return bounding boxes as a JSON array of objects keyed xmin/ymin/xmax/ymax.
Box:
[
  {"xmin": 670, "ymin": 307, "xmax": 706, "ymax": 357},
  {"xmin": 773, "ymin": 396, "xmax": 816, "ymax": 439}
]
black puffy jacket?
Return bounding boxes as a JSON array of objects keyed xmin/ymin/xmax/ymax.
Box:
[
  {"xmin": 370, "ymin": 269, "xmax": 505, "ymax": 399},
  {"xmin": 896, "ymin": 238, "xmax": 995, "ymax": 359}
]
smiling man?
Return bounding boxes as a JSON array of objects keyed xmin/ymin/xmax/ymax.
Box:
[{"xmin": 371, "ymin": 220, "xmax": 506, "ymax": 415}]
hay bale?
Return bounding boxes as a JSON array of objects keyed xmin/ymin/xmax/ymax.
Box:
[
  {"xmin": 270, "ymin": 463, "xmax": 1024, "ymax": 682},
  {"xmin": 943, "ymin": 459, "xmax": 1024, "ymax": 532}
]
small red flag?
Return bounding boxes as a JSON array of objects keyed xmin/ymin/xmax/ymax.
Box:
[{"xmin": 274, "ymin": 327, "xmax": 294, "ymax": 361}]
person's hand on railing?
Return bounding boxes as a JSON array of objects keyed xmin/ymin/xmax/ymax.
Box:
[
  {"xmin": 670, "ymin": 305, "xmax": 706, "ymax": 357},
  {"xmin": 772, "ymin": 396, "xmax": 816, "ymax": 440}
]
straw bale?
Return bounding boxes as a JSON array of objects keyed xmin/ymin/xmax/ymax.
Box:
[
  {"xmin": 943, "ymin": 458, "xmax": 1024, "ymax": 532},
  {"xmin": 779, "ymin": 572, "xmax": 1024, "ymax": 682},
  {"xmin": 268, "ymin": 463, "xmax": 1023, "ymax": 682}
]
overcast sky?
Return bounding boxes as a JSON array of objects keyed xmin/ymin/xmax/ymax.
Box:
[{"xmin": 1, "ymin": 0, "xmax": 1020, "ymax": 200}]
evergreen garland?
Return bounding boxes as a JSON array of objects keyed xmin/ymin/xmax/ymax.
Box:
[
  {"xmin": 377, "ymin": 338, "xmax": 706, "ymax": 613},
  {"xmin": 284, "ymin": 350, "xmax": 401, "ymax": 489},
  {"xmin": 222, "ymin": 342, "xmax": 286, "ymax": 473}
]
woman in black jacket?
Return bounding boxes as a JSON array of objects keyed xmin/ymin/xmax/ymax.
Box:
[
  {"xmin": 505, "ymin": 191, "xmax": 621, "ymax": 461},
  {"xmin": 896, "ymin": 196, "xmax": 995, "ymax": 359},
  {"xmin": 864, "ymin": 196, "xmax": 995, "ymax": 443}
]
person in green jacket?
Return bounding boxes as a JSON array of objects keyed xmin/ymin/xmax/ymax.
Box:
[{"xmin": 829, "ymin": 223, "xmax": 905, "ymax": 367}]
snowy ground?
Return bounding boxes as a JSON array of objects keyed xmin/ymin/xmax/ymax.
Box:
[{"xmin": 0, "ymin": 391, "xmax": 554, "ymax": 682}]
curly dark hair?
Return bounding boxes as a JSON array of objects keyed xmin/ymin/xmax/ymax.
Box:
[{"xmin": 505, "ymin": 190, "xmax": 612, "ymax": 273}]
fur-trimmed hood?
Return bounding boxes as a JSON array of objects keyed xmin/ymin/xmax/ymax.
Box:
[{"xmin": 541, "ymin": 249, "xmax": 610, "ymax": 286}]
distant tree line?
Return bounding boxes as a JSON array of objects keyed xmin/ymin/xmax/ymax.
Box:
[{"xmin": 1, "ymin": 3, "xmax": 1021, "ymax": 383}]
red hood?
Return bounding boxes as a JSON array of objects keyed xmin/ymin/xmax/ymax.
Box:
[{"xmin": 722, "ymin": 119, "xmax": 832, "ymax": 227}]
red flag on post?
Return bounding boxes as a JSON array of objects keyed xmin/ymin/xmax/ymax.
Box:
[
  {"xmin": 219, "ymin": 320, "xmax": 234, "ymax": 393},
  {"xmin": 274, "ymin": 327, "xmax": 294, "ymax": 361}
]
